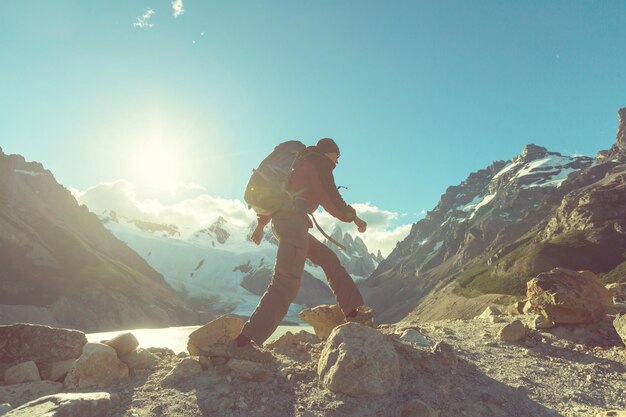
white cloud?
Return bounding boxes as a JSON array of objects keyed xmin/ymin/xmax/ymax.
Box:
[
  {"xmin": 308, "ymin": 202, "xmax": 412, "ymax": 257},
  {"xmin": 133, "ymin": 9, "xmax": 155, "ymax": 29},
  {"xmin": 172, "ymin": 0, "xmax": 184, "ymax": 17},
  {"xmin": 72, "ymin": 180, "xmax": 255, "ymax": 235},
  {"xmin": 72, "ymin": 181, "xmax": 412, "ymax": 257}
]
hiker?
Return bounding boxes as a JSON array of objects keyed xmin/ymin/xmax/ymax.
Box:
[{"xmin": 231, "ymin": 138, "xmax": 372, "ymax": 361}]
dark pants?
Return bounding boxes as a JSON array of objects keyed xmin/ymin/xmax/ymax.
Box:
[{"xmin": 241, "ymin": 210, "xmax": 365, "ymax": 345}]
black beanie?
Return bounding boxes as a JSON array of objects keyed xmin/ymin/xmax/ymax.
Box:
[{"xmin": 316, "ymin": 138, "xmax": 340, "ymax": 154}]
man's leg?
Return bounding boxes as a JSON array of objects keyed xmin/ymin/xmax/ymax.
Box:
[
  {"xmin": 307, "ymin": 234, "xmax": 365, "ymax": 317},
  {"xmin": 240, "ymin": 212, "xmax": 309, "ymax": 345}
]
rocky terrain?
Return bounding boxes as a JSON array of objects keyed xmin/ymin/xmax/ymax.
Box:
[
  {"xmin": 0, "ymin": 148, "xmax": 198, "ymax": 331},
  {"xmin": 363, "ymin": 108, "xmax": 626, "ymax": 324},
  {"xmin": 1, "ymin": 282, "xmax": 625, "ymax": 417}
]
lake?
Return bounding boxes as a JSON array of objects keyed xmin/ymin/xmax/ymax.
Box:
[{"xmin": 86, "ymin": 324, "xmax": 315, "ymax": 353}]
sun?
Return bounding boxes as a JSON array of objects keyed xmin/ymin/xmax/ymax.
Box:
[{"xmin": 134, "ymin": 146, "xmax": 181, "ymax": 187}]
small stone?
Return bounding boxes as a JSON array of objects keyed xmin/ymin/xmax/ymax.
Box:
[
  {"xmin": 399, "ymin": 329, "xmax": 430, "ymax": 347},
  {"xmin": 161, "ymin": 358, "xmax": 202, "ymax": 386},
  {"xmin": 498, "ymin": 320, "xmax": 527, "ymax": 343},
  {"xmin": 119, "ymin": 348, "xmax": 159, "ymax": 371},
  {"xmin": 4, "ymin": 361, "xmax": 41, "ymax": 385},
  {"xmin": 103, "ymin": 332, "xmax": 139, "ymax": 357},
  {"xmin": 432, "ymin": 341, "xmax": 457, "ymax": 370},
  {"xmin": 0, "ymin": 403, "xmax": 12, "ymax": 415}
]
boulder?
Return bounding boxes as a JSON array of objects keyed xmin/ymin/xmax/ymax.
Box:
[
  {"xmin": 119, "ymin": 348, "xmax": 159, "ymax": 371},
  {"xmin": 614, "ymin": 315, "xmax": 626, "ymax": 345},
  {"xmin": 498, "ymin": 320, "xmax": 528, "ymax": 343},
  {"xmin": 227, "ymin": 359, "xmax": 270, "ymax": 382},
  {"xmin": 299, "ymin": 304, "xmax": 346, "ymax": 340},
  {"xmin": 0, "ymin": 324, "xmax": 86, "ymax": 369},
  {"xmin": 317, "ymin": 323, "xmax": 400, "ymax": 397},
  {"xmin": 0, "ymin": 381, "xmax": 63, "ymax": 408},
  {"xmin": 162, "ymin": 358, "xmax": 202, "ymax": 386},
  {"xmin": 606, "ymin": 283, "xmax": 626, "ymax": 303},
  {"xmin": 432, "ymin": 341, "xmax": 458, "ymax": 370},
  {"xmin": 187, "ymin": 316, "xmax": 244, "ymax": 356},
  {"xmin": 103, "ymin": 332, "xmax": 139, "ymax": 357},
  {"xmin": 398, "ymin": 398, "xmax": 439, "ymax": 417},
  {"xmin": 477, "ymin": 306, "xmax": 501, "ymax": 320},
  {"xmin": 399, "ymin": 329, "xmax": 430, "ymax": 347},
  {"xmin": 526, "ymin": 268, "xmax": 615, "ymax": 324},
  {"xmin": 40, "ymin": 359, "xmax": 76, "ymax": 382},
  {"xmin": 5, "ymin": 392, "xmax": 112, "ymax": 417},
  {"xmin": 4, "ymin": 362, "xmax": 40, "ymax": 385},
  {"xmin": 64, "ymin": 343, "xmax": 129, "ymax": 389},
  {"xmin": 533, "ymin": 315, "xmax": 555, "ymax": 330}
]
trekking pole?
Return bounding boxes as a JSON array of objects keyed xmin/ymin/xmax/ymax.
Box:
[{"xmin": 309, "ymin": 213, "xmax": 347, "ymax": 251}]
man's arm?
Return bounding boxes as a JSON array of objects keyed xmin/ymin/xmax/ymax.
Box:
[{"xmin": 312, "ymin": 164, "xmax": 367, "ymax": 232}]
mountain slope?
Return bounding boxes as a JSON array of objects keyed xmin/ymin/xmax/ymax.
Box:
[
  {"xmin": 362, "ymin": 108, "xmax": 626, "ymax": 323},
  {"xmin": 0, "ymin": 149, "xmax": 197, "ymax": 331}
]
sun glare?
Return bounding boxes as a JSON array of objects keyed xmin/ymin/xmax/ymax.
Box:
[{"xmin": 135, "ymin": 146, "xmax": 181, "ymax": 188}]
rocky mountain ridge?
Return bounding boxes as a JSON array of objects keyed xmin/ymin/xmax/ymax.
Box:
[
  {"xmin": 0, "ymin": 148, "xmax": 197, "ymax": 332},
  {"xmin": 362, "ymin": 108, "xmax": 626, "ymax": 324}
]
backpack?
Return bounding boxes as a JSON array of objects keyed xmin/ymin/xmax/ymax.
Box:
[{"xmin": 244, "ymin": 140, "xmax": 307, "ymax": 216}]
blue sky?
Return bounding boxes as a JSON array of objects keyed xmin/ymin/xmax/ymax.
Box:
[{"xmin": 1, "ymin": 1, "xmax": 625, "ymax": 230}]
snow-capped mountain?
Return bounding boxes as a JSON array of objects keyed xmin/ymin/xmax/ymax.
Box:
[
  {"xmin": 363, "ymin": 109, "xmax": 626, "ymax": 324},
  {"xmin": 98, "ymin": 210, "xmax": 381, "ymax": 321}
]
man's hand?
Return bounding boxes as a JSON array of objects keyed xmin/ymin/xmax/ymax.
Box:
[
  {"xmin": 250, "ymin": 224, "xmax": 264, "ymax": 245},
  {"xmin": 354, "ymin": 216, "xmax": 367, "ymax": 233}
]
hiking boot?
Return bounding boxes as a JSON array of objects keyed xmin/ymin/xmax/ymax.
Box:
[
  {"xmin": 346, "ymin": 309, "xmax": 374, "ymax": 327},
  {"xmin": 225, "ymin": 340, "xmax": 273, "ymax": 363}
]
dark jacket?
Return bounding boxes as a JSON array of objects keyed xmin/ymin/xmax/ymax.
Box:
[{"xmin": 257, "ymin": 146, "xmax": 356, "ymax": 227}]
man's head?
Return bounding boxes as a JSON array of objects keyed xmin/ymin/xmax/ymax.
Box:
[{"xmin": 316, "ymin": 138, "xmax": 340, "ymax": 164}]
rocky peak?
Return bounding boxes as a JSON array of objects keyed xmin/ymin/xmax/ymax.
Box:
[
  {"xmin": 514, "ymin": 144, "xmax": 549, "ymax": 164},
  {"xmin": 596, "ymin": 107, "xmax": 626, "ymax": 162},
  {"xmin": 207, "ymin": 217, "xmax": 230, "ymax": 244},
  {"xmin": 616, "ymin": 107, "xmax": 626, "ymax": 153}
]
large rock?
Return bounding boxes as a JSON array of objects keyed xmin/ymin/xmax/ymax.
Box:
[
  {"xmin": 526, "ymin": 268, "xmax": 615, "ymax": 324},
  {"xmin": 4, "ymin": 392, "xmax": 112, "ymax": 417},
  {"xmin": 103, "ymin": 332, "xmax": 139, "ymax": 357},
  {"xmin": 299, "ymin": 304, "xmax": 345, "ymax": 340},
  {"xmin": 64, "ymin": 343, "xmax": 129, "ymax": 389},
  {"xmin": 615, "ymin": 315, "xmax": 626, "ymax": 345},
  {"xmin": 317, "ymin": 323, "xmax": 400, "ymax": 397},
  {"xmin": 0, "ymin": 324, "xmax": 86, "ymax": 369},
  {"xmin": 187, "ymin": 316, "xmax": 244, "ymax": 356},
  {"xmin": 0, "ymin": 381, "xmax": 63, "ymax": 408},
  {"xmin": 4, "ymin": 362, "xmax": 40, "ymax": 385},
  {"xmin": 162, "ymin": 358, "xmax": 202, "ymax": 386}
]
